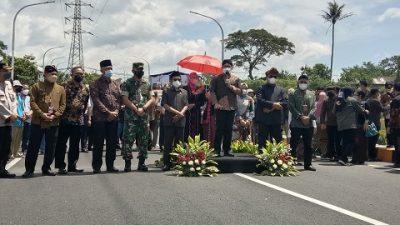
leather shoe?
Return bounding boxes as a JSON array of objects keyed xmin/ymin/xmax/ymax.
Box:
[
  {"xmin": 106, "ymin": 167, "xmax": 119, "ymax": 173},
  {"xmin": 0, "ymin": 170, "xmax": 16, "ymax": 178},
  {"xmin": 42, "ymin": 170, "xmax": 56, "ymax": 176},
  {"xmin": 224, "ymin": 153, "xmax": 234, "ymax": 157},
  {"xmin": 22, "ymin": 171, "xmax": 34, "ymax": 178},
  {"xmin": 304, "ymin": 166, "xmax": 317, "ymax": 171},
  {"xmin": 93, "ymin": 169, "xmax": 101, "ymax": 174},
  {"xmin": 58, "ymin": 168, "xmax": 68, "ymax": 175},
  {"xmin": 138, "ymin": 164, "xmax": 148, "ymax": 172},
  {"xmin": 162, "ymin": 166, "xmax": 171, "ymax": 171},
  {"xmin": 68, "ymin": 168, "xmax": 84, "ymax": 173}
]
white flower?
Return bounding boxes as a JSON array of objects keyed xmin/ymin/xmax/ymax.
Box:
[
  {"xmin": 190, "ymin": 167, "xmax": 195, "ymax": 172},
  {"xmin": 188, "ymin": 161, "xmax": 194, "ymax": 166},
  {"xmin": 194, "ymin": 159, "xmax": 200, "ymax": 165},
  {"xmin": 277, "ymin": 160, "xmax": 283, "ymax": 165},
  {"xmin": 282, "ymin": 164, "xmax": 288, "ymax": 169},
  {"xmin": 196, "ymin": 167, "xmax": 201, "ymax": 171},
  {"xmin": 270, "ymin": 159, "xmax": 275, "ymax": 164},
  {"xmin": 273, "ymin": 164, "xmax": 278, "ymax": 169},
  {"xmin": 201, "ymin": 160, "xmax": 206, "ymax": 165},
  {"xmin": 178, "ymin": 171, "xmax": 183, "ymax": 175},
  {"xmin": 182, "ymin": 161, "xmax": 187, "ymax": 165},
  {"xmin": 288, "ymin": 162, "xmax": 292, "ymax": 166}
]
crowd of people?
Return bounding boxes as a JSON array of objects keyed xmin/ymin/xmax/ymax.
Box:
[{"xmin": 1, "ymin": 58, "xmax": 400, "ymax": 178}]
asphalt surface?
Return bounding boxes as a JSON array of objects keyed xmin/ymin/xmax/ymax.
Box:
[{"xmin": 1, "ymin": 150, "xmax": 399, "ymax": 225}]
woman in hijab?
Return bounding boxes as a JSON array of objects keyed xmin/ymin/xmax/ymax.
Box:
[
  {"xmin": 183, "ymin": 72, "xmax": 206, "ymax": 140},
  {"xmin": 335, "ymin": 87, "xmax": 368, "ymax": 166},
  {"xmin": 314, "ymin": 91, "xmax": 328, "ymax": 157}
]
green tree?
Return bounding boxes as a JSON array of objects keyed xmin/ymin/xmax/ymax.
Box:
[
  {"xmin": 0, "ymin": 40, "xmax": 7, "ymax": 61},
  {"xmin": 301, "ymin": 63, "xmax": 331, "ymax": 79},
  {"xmin": 84, "ymin": 72, "xmax": 100, "ymax": 85},
  {"xmin": 339, "ymin": 62, "xmax": 383, "ymax": 84},
  {"xmin": 14, "ymin": 55, "xmax": 39, "ymax": 85},
  {"xmin": 379, "ymin": 55, "xmax": 400, "ymax": 82},
  {"xmin": 225, "ymin": 29, "xmax": 295, "ymax": 80},
  {"xmin": 322, "ymin": 0, "xmax": 353, "ymax": 80}
]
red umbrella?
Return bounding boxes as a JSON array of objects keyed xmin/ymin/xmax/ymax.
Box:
[{"xmin": 177, "ymin": 55, "xmax": 223, "ymax": 75}]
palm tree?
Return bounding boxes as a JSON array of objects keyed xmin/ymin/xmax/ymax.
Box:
[{"xmin": 322, "ymin": 1, "xmax": 353, "ymax": 80}]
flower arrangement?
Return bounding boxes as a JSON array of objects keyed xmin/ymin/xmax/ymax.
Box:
[
  {"xmin": 256, "ymin": 140, "xmax": 298, "ymax": 177},
  {"xmin": 231, "ymin": 140, "xmax": 259, "ymax": 155},
  {"xmin": 170, "ymin": 135, "xmax": 219, "ymax": 177}
]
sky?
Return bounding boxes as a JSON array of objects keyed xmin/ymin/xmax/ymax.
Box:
[{"xmin": 0, "ymin": 0, "xmax": 399, "ymax": 80}]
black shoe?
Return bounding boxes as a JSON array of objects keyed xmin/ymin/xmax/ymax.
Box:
[
  {"xmin": 304, "ymin": 166, "xmax": 317, "ymax": 171},
  {"xmin": 162, "ymin": 166, "xmax": 171, "ymax": 171},
  {"xmin": 138, "ymin": 164, "xmax": 148, "ymax": 172},
  {"xmin": 42, "ymin": 170, "xmax": 56, "ymax": 176},
  {"xmin": 68, "ymin": 168, "xmax": 84, "ymax": 173},
  {"xmin": 93, "ymin": 169, "xmax": 101, "ymax": 174},
  {"xmin": 224, "ymin": 153, "xmax": 234, "ymax": 157},
  {"xmin": 0, "ymin": 170, "xmax": 16, "ymax": 178},
  {"xmin": 81, "ymin": 149, "xmax": 88, "ymax": 153},
  {"xmin": 338, "ymin": 160, "xmax": 347, "ymax": 166},
  {"xmin": 215, "ymin": 153, "xmax": 222, "ymax": 157},
  {"xmin": 22, "ymin": 170, "xmax": 34, "ymax": 178},
  {"xmin": 106, "ymin": 167, "xmax": 119, "ymax": 173},
  {"xmin": 124, "ymin": 160, "xmax": 132, "ymax": 172},
  {"xmin": 393, "ymin": 164, "xmax": 400, "ymax": 168},
  {"xmin": 58, "ymin": 168, "xmax": 68, "ymax": 175}
]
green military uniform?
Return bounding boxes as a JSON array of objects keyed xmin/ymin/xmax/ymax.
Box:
[{"xmin": 121, "ymin": 63, "xmax": 151, "ymax": 160}]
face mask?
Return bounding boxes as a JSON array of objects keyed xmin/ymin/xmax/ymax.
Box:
[
  {"xmin": 135, "ymin": 70, "xmax": 144, "ymax": 79},
  {"xmin": 105, "ymin": 70, "xmax": 113, "ymax": 78},
  {"xmin": 224, "ymin": 67, "xmax": 232, "ymax": 75},
  {"xmin": 299, "ymin": 83, "xmax": 308, "ymax": 90},
  {"xmin": 22, "ymin": 90, "xmax": 29, "ymax": 95},
  {"xmin": 15, "ymin": 87, "xmax": 23, "ymax": 92},
  {"xmin": 74, "ymin": 75, "xmax": 83, "ymax": 82},
  {"xmin": 268, "ymin": 77, "xmax": 276, "ymax": 84},
  {"xmin": 172, "ymin": 80, "xmax": 181, "ymax": 88},
  {"xmin": 46, "ymin": 75, "xmax": 57, "ymax": 83}
]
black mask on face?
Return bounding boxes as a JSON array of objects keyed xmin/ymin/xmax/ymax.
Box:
[
  {"xmin": 134, "ymin": 70, "xmax": 144, "ymax": 79},
  {"xmin": 15, "ymin": 87, "xmax": 23, "ymax": 92},
  {"xmin": 74, "ymin": 74, "xmax": 83, "ymax": 82}
]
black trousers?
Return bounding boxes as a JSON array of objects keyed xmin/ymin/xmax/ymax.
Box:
[
  {"xmin": 393, "ymin": 128, "xmax": 400, "ymax": 165},
  {"xmin": 0, "ymin": 126, "xmax": 12, "ymax": 162},
  {"xmin": 21, "ymin": 122, "xmax": 31, "ymax": 152},
  {"xmin": 258, "ymin": 123, "xmax": 282, "ymax": 150},
  {"xmin": 326, "ymin": 125, "xmax": 341, "ymax": 158},
  {"xmin": 214, "ymin": 110, "xmax": 236, "ymax": 154},
  {"xmin": 290, "ymin": 127, "xmax": 313, "ymax": 168},
  {"xmin": 385, "ymin": 119, "xmax": 395, "ymax": 146},
  {"xmin": 92, "ymin": 120, "xmax": 118, "ymax": 170},
  {"xmin": 339, "ymin": 129, "xmax": 356, "ymax": 163},
  {"xmin": 367, "ymin": 125, "xmax": 380, "ymax": 160},
  {"xmin": 25, "ymin": 124, "xmax": 59, "ymax": 172},
  {"xmin": 55, "ymin": 123, "xmax": 82, "ymax": 170},
  {"xmin": 163, "ymin": 126, "xmax": 185, "ymax": 167}
]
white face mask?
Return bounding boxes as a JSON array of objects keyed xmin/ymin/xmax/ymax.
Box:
[
  {"xmin": 172, "ymin": 80, "xmax": 181, "ymax": 88},
  {"xmin": 268, "ymin": 77, "xmax": 276, "ymax": 84},
  {"xmin": 224, "ymin": 67, "xmax": 232, "ymax": 74},
  {"xmin": 299, "ymin": 83, "xmax": 308, "ymax": 90},
  {"xmin": 22, "ymin": 90, "xmax": 29, "ymax": 95}
]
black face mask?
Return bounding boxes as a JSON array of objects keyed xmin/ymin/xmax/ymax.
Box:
[
  {"xmin": 15, "ymin": 87, "xmax": 23, "ymax": 92},
  {"xmin": 135, "ymin": 70, "xmax": 144, "ymax": 79},
  {"xmin": 74, "ymin": 75, "xmax": 83, "ymax": 82}
]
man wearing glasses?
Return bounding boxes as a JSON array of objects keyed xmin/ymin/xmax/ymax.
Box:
[
  {"xmin": 255, "ymin": 68, "xmax": 287, "ymax": 152},
  {"xmin": 161, "ymin": 71, "xmax": 188, "ymax": 171}
]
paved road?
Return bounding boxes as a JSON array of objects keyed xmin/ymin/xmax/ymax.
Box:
[{"xmin": 1, "ymin": 151, "xmax": 399, "ymax": 225}]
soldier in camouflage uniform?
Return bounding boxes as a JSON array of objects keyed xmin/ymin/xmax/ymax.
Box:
[{"xmin": 121, "ymin": 62, "xmax": 154, "ymax": 172}]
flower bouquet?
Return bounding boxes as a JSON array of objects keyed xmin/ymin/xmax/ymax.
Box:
[
  {"xmin": 231, "ymin": 140, "xmax": 259, "ymax": 155},
  {"xmin": 256, "ymin": 140, "xmax": 298, "ymax": 177},
  {"xmin": 170, "ymin": 135, "xmax": 219, "ymax": 177}
]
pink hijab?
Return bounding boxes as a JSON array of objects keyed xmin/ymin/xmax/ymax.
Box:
[
  {"xmin": 315, "ymin": 91, "xmax": 326, "ymax": 118},
  {"xmin": 188, "ymin": 72, "xmax": 198, "ymax": 92}
]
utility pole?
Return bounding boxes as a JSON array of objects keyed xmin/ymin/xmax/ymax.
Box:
[{"xmin": 65, "ymin": 0, "xmax": 93, "ymax": 70}]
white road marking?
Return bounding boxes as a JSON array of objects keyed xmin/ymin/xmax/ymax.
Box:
[
  {"xmin": 235, "ymin": 173, "xmax": 389, "ymax": 225},
  {"xmin": 5, "ymin": 158, "xmax": 22, "ymax": 170}
]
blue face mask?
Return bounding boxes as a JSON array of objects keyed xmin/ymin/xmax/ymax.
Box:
[{"xmin": 104, "ymin": 70, "xmax": 113, "ymax": 78}]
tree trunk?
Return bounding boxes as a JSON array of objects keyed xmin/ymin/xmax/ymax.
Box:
[
  {"xmin": 330, "ymin": 23, "xmax": 335, "ymax": 81},
  {"xmin": 248, "ymin": 64, "xmax": 254, "ymax": 80}
]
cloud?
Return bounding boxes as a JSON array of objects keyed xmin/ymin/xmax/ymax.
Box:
[{"xmin": 378, "ymin": 7, "xmax": 400, "ymax": 22}]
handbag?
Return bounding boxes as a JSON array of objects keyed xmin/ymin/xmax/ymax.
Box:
[{"xmin": 365, "ymin": 122, "xmax": 378, "ymax": 137}]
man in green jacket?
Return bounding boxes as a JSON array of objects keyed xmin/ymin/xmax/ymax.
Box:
[{"xmin": 288, "ymin": 75, "xmax": 316, "ymax": 171}]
